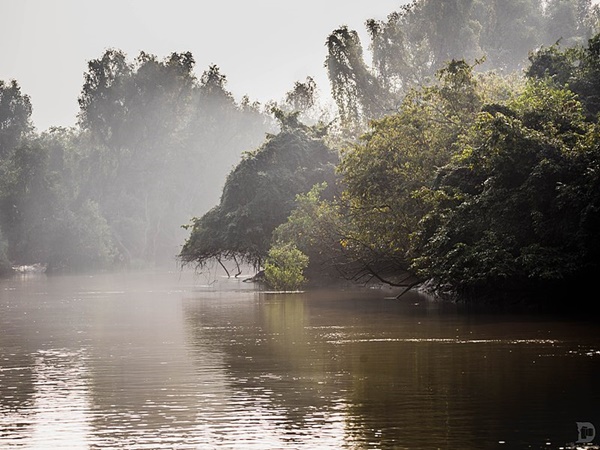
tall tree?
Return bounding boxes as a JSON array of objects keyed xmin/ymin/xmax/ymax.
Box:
[
  {"xmin": 78, "ymin": 49, "xmax": 198, "ymax": 263},
  {"xmin": 333, "ymin": 60, "xmax": 483, "ymax": 284},
  {"xmin": 78, "ymin": 49, "xmax": 133, "ymax": 150},
  {"xmin": 0, "ymin": 80, "xmax": 32, "ymax": 160},
  {"xmin": 325, "ymin": 26, "xmax": 388, "ymax": 131},
  {"xmin": 77, "ymin": 50, "xmax": 273, "ymax": 265},
  {"xmin": 0, "ymin": 79, "xmax": 33, "ymax": 271}
]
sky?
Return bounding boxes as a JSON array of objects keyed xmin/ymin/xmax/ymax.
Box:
[{"xmin": 1, "ymin": 0, "xmax": 406, "ymax": 131}]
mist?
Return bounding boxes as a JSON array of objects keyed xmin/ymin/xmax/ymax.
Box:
[
  {"xmin": 3, "ymin": 3, "xmax": 600, "ymax": 449},
  {"xmin": 1, "ymin": 51, "xmax": 281, "ymax": 271}
]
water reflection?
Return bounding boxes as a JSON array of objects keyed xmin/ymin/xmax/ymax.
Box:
[
  {"xmin": 0, "ymin": 348, "xmax": 92, "ymax": 448},
  {"xmin": 29, "ymin": 349, "xmax": 92, "ymax": 448},
  {"xmin": 183, "ymin": 288, "xmax": 600, "ymax": 449},
  {"xmin": 183, "ymin": 291, "xmax": 354, "ymax": 448},
  {"xmin": 1, "ymin": 272, "xmax": 600, "ymax": 448}
]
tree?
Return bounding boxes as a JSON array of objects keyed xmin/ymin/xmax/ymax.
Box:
[
  {"xmin": 543, "ymin": 0, "xmax": 598, "ymax": 47},
  {"xmin": 285, "ymin": 77, "xmax": 317, "ymax": 113},
  {"xmin": 78, "ymin": 49, "xmax": 133, "ymax": 149},
  {"xmin": 77, "ymin": 49, "xmax": 198, "ymax": 264},
  {"xmin": 0, "ymin": 79, "xmax": 33, "ymax": 271},
  {"xmin": 411, "ymin": 78, "xmax": 599, "ymax": 301},
  {"xmin": 0, "ymin": 139, "xmax": 55, "ymax": 263},
  {"xmin": 77, "ymin": 49, "xmax": 273, "ymax": 266},
  {"xmin": 332, "ymin": 61, "xmax": 483, "ymax": 285},
  {"xmin": 527, "ymin": 32, "xmax": 600, "ymax": 118},
  {"xmin": 0, "ymin": 128, "xmax": 116, "ymax": 271},
  {"xmin": 179, "ymin": 115, "xmax": 338, "ymax": 271},
  {"xmin": 280, "ymin": 76, "xmax": 334, "ymax": 127},
  {"xmin": 0, "ymin": 79, "xmax": 32, "ymax": 160},
  {"xmin": 184, "ymin": 64, "xmax": 275, "ymax": 217},
  {"xmin": 476, "ymin": 0, "xmax": 544, "ymax": 72},
  {"xmin": 326, "ymin": 0, "xmax": 599, "ymax": 132},
  {"xmin": 270, "ymin": 183, "xmax": 346, "ymax": 282},
  {"xmin": 325, "ymin": 26, "xmax": 388, "ymax": 132}
]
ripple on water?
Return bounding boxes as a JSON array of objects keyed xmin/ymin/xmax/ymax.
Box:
[{"xmin": 2, "ymin": 273, "xmax": 600, "ymax": 449}]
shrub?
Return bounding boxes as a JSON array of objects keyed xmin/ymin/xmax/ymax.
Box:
[{"xmin": 264, "ymin": 243, "xmax": 309, "ymax": 291}]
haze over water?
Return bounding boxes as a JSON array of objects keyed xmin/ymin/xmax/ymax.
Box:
[{"xmin": 1, "ymin": 270, "xmax": 599, "ymax": 449}]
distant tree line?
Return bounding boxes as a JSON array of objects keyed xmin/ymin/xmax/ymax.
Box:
[
  {"xmin": 326, "ymin": 0, "xmax": 600, "ymax": 133},
  {"xmin": 1, "ymin": 51, "xmax": 276, "ymax": 273}
]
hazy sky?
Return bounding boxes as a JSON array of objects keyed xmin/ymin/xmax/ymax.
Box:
[{"xmin": 1, "ymin": 0, "xmax": 405, "ymax": 131}]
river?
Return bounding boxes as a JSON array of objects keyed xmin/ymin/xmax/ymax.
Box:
[{"xmin": 1, "ymin": 269, "xmax": 599, "ymax": 449}]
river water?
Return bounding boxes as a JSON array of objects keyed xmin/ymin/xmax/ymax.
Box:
[{"xmin": 1, "ymin": 270, "xmax": 599, "ymax": 449}]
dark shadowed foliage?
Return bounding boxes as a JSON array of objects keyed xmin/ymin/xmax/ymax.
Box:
[
  {"xmin": 179, "ymin": 114, "xmax": 338, "ymax": 270},
  {"xmin": 411, "ymin": 66, "xmax": 600, "ymax": 302}
]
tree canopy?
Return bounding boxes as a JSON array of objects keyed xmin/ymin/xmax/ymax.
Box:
[
  {"xmin": 76, "ymin": 49, "xmax": 274, "ymax": 266},
  {"xmin": 0, "ymin": 80, "xmax": 32, "ymax": 160},
  {"xmin": 282, "ymin": 61, "xmax": 489, "ymax": 286},
  {"xmin": 411, "ymin": 79, "xmax": 599, "ymax": 300},
  {"xmin": 179, "ymin": 115, "xmax": 338, "ymax": 270},
  {"xmin": 1, "ymin": 49, "xmax": 274, "ymax": 271},
  {"xmin": 327, "ymin": 0, "xmax": 600, "ymax": 132},
  {"xmin": 274, "ymin": 32, "xmax": 600, "ymax": 304}
]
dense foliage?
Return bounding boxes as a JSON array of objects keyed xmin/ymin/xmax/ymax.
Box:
[
  {"xmin": 274, "ymin": 61, "xmax": 513, "ymax": 288},
  {"xmin": 264, "ymin": 242, "xmax": 309, "ymax": 291},
  {"xmin": 273, "ymin": 31, "xmax": 600, "ymax": 303},
  {"xmin": 77, "ymin": 51, "xmax": 273, "ymax": 265},
  {"xmin": 2, "ymin": 0, "xmax": 599, "ymax": 306},
  {"xmin": 1, "ymin": 129, "xmax": 115, "ymax": 270},
  {"xmin": 327, "ymin": 0, "xmax": 600, "ymax": 132},
  {"xmin": 179, "ymin": 116, "xmax": 338, "ymax": 269},
  {"xmin": 335, "ymin": 61, "xmax": 482, "ymax": 275},
  {"xmin": 0, "ymin": 80, "xmax": 32, "ymax": 271},
  {"xmin": 270, "ymin": 183, "xmax": 346, "ymax": 281},
  {"xmin": 412, "ymin": 80, "xmax": 600, "ymax": 299},
  {"xmin": 357, "ymin": 35, "xmax": 599, "ymax": 301}
]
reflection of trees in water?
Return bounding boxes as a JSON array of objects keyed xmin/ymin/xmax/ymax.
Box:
[
  {"xmin": 183, "ymin": 289, "xmax": 600, "ymax": 448},
  {"xmin": 4, "ymin": 273, "xmax": 598, "ymax": 448}
]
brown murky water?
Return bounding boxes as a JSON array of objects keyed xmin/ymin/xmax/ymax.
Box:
[{"xmin": 1, "ymin": 270, "xmax": 599, "ymax": 449}]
